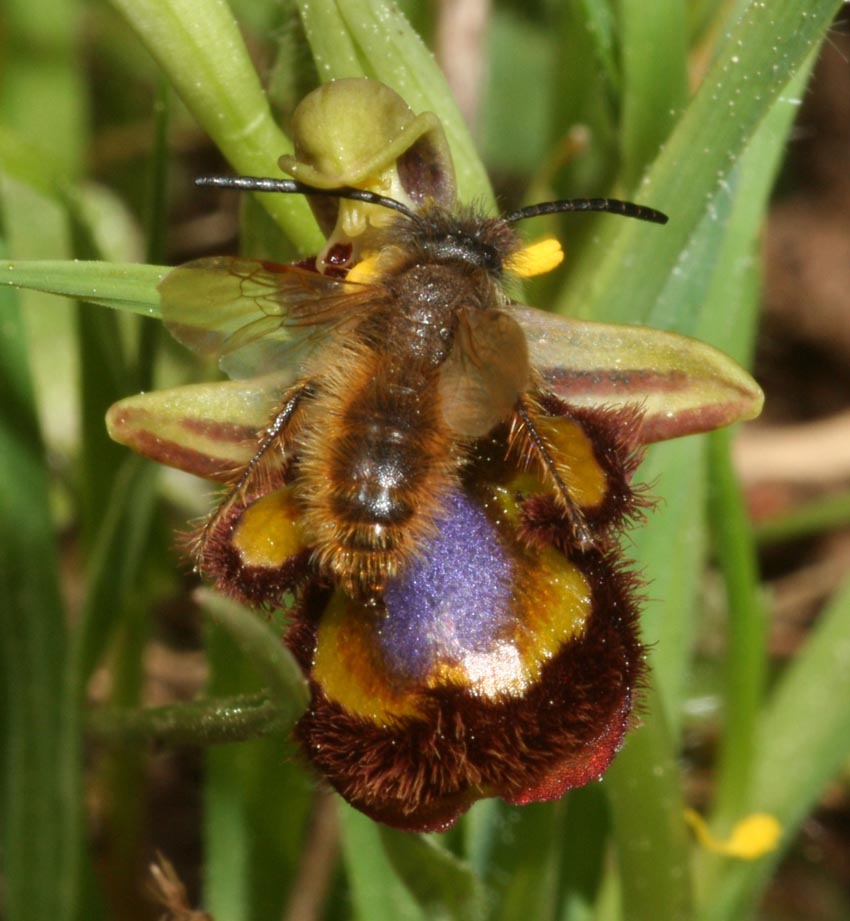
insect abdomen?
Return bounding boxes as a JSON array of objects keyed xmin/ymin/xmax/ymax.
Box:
[{"xmin": 298, "ymin": 350, "xmax": 458, "ymax": 593}]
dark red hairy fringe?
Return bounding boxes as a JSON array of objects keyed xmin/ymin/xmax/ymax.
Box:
[
  {"xmin": 516, "ymin": 398, "xmax": 652, "ymax": 552},
  {"xmin": 182, "ymin": 490, "xmax": 314, "ymax": 606},
  {"xmin": 290, "ymin": 544, "xmax": 645, "ymax": 832}
]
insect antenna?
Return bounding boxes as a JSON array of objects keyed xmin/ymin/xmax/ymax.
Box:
[
  {"xmin": 502, "ymin": 198, "xmax": 668, "ymax": 226},
  {"xmin": 195, "ymin": 175, "xmax": 417, "ymax": 219}
]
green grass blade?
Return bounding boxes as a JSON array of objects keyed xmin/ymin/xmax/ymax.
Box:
[
  {"xmin": 576, "ymin": 0, "xmax": 618, "ymax": 91},
  {"xmin": 196, "ymin": 589, "xmax": 309, "ymax": 714},
  {"xmin": 556, "ymin": 787, "xmax": 610, "ymax": 921},
  {"xmin": 72, "ymin": 457, "xmax": 160, "ymax": 683},
  {"xmin": 618, "ymin": 0, "xmax": 688, "ymax": 189},
  {"xmin": 340, "ymin": 806, "xmax": 426, "ymax": 921},
  {"xmin": 203, "ymin": 626, "xmax": 255, "ymax": 921},
  {"xmin": 557, "ymin": 0, "xmax": 844, "ymax": 327},
  {"xmin": 378, "ymin": 826, "xmax": 487, "ymax": 920},
  {"xmin": 2, "ymin": 0, "xmax": 86, "ymax": 180},
  {"xmin": 0, "ymin": 259, "xmax": 71, "ymax": 921},
  {"xmin": 199, "ymin": 596, "xmax": 313, "ymax": 920},
  {"xmin": 296, "ymin": 0, "xmax": 364, "ymax": 78},
  {"xmin": 107, "ymin": 0, "xmax": 323, "ymax": 252},
  {"xmin": 631, "ymin": 53, "xmax": 808, "ymax": 725},
  {"xmin": 700, "ymin": 575, "xmax": 850, "ymax": 921},
  {"xmin": 1, "ymin": 260, "xmax": 166, "ymax": 316},
  {"xmin": 693, "ymin": 57, "xmax": 816, "ymax": 354},
  {"xmin": 137, "ymin": 78, "xmax": 171, "ymax": 390},
  {"xmin": 55, "ymin": 456, "xmax": 161, "ymax": 921},
  {"xmin": 477, "ymin": 802, "xmax": 564, "ymax": 921},
  {"xmin": 631, "ymin": 436, "xmax": 709, "ymax": 730},
  {"xmin": 0, "ymin": 127, "xmax": 72, "ymax": 198},
  {"xmin": 755, "ymin": 489, "xmax": 850, "ymax": 545},
  {"xmin": 692, "ymin": 55, "xmax": 814, "ymax": 911},
  {"xmin": 76, "ymin": 304, "xmax": 132, "ymax": 540},
  {"xmin": 604, "ymin": 681, "xmax": 693, "ymax": 921},
  {"xmin": 691, "ymin": 427, "xmax": 768, "ymax": 907},
  {"xmin": 705, "ymin": 429, "xmax": 767, "ymax": 825},
  {"xmin": 2, "ymin": 5, "xmax": 91, "ymax": 903},
  {"xmin": 202, "ymin": 614, "xmax": 314, "ymax": 921}
]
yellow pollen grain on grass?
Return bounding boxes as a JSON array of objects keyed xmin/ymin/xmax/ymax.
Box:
[
  {"xmin": 685, "ymin": 809, "xmax": 782, "ymax": 860},
  {"xmin": 231, "ymin": 488, "xmax": 306, "ymax": 568}
]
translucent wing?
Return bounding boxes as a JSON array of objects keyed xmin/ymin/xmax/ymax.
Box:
[
  {"xmin": 439, "ymin": 308, "xmax": 532, "ymax": 437},
  {"xmin": 160, "ymin": 256, "xmax": 381, "ymax": 379},
  {"xmin": 512, "ymin": 304, "xmax": 763, "ymax": 444}
]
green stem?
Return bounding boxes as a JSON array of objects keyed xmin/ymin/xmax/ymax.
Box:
[
  {"xmin": 755, "ymin": 489, "xmax": 850, "ymax": 545},
  {"xmin": 108, "ymin": 0, "xmax": 323, "ymax": 251},
  {"xmin": 195, "ymin": 588, "xmax": 310, "ymax": 712},
  {"xmin": 605, "ymin": 681, "xmax": 693, "ymax": 921},
  {"xmin": 694, "ymin": 428, "xmax": 768, "ymax": 903},
  {"xmin": 88, "ymin": 692, "xmax": 293, "ymax": 746},
  {"xmin": 706, "ymin": 427, "xmax": 767, "ymax": 824}
]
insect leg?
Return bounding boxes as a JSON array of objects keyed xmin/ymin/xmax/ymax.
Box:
[
  {"xmin": 229, "ymin": 381, "xmax": 315, "ymax": 500},
  {"xmin": 190, "ymin": 381, "xmax": 314, "ymax": 565},
  {"xmin": 511, "ymin": 397, "xmax": 595, "ymax": 549}
]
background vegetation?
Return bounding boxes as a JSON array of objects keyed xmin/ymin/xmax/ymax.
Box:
[{"xmin": 1, "ymin": 1, "xmax": 849, "ymax": 919}]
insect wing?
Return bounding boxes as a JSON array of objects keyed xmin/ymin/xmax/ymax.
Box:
[
  {"xmin": 160, "ymin": 256, "xmax": 378, "ymax": 379},
  {"xmin": 439, "ymin": 308, "xmax": 532, "ymax": 437},
  {"xmin": 512, "ymin": 305, "xmax": 763, "ymax": 444}
]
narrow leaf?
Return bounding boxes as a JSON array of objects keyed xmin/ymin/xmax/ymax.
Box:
[
  {"xmin": 0, "ymin": 263, "xmax": 71, "ymax": 921},
  {"xmin": 558, "ymin": 0, "xmax": 844, "ymax": 327},
  {"xmin": 108, "ymin": 0, "xmax": 323, "ymax": 251},
  {"xmin": 605, "ymin": 681, "xmax": 693, "ymax": 921},
  {"xmin": 195, "ymin": 588, "xmax": 309, "ymax": 712},
  {"xmin": 619, "ymin": 0, "xmax": 688, "ymax": 188},
  {"xmin": 341, "ymin": 806, "xmax": 426, "ymax": 921},
  {"xmin": 379, "ymin": 826, "xmax": 487, "ymax": 921},
  {"xmin": 1, "ymin": 259, "xmax": 165, "ymax": 317},
  {"xmin": 701, "ymin": 575, "xmax": 850, "ymax": 921}
]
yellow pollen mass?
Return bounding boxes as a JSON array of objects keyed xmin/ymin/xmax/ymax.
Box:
[
  {"xmin": 345, "ymin": 253, "xmax": 383, "ymax": 286},
  {"xmin": 506, "ymin": 238, "xmax": 564, "ymax": 278}
]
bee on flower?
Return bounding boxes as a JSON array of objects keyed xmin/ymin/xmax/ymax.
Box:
[{"xmin": 107, "ymin": 78, "xmax": 762, "ymax": 831}]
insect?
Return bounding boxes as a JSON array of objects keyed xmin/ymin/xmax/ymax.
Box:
[
  {"xmin": 160, "ymin": 176, "xmax": 668, "ymax": 597},
  {"xmin": 107, "ymin": 79, "xmax": 762, "ymax": 830}
]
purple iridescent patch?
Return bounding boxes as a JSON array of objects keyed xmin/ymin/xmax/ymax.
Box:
[{"xmin": 380, "ymin": 488, "xmax": 514, "ymax": 681}]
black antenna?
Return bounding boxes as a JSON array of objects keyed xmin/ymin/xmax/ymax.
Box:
[
  {"xmin": 195, "ymin": 175, "xmax": 417, "ymax": 219},
  {"xmin": 196, "ymin": 175, "xmax": 667, "ymax": 227},
  {"xmin": 502, "ymin": 198, "xmax": 668, "ymax": 226}
]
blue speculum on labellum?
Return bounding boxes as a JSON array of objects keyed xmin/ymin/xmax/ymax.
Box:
[{"xmin": 106, "ymin": 79, "xmax": 763, "ymax": 831}]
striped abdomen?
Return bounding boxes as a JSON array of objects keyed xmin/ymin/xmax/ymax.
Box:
[{"xmin": 296, "ymin": 348, "xmax": 458, "ymax": 593}]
